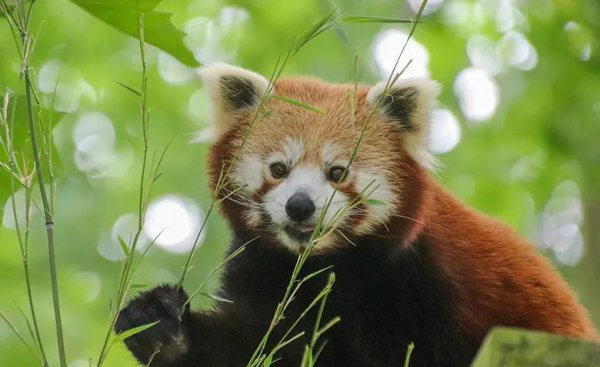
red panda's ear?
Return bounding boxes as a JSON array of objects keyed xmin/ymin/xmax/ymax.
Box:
[
  {"xmin": 366, "ymin": 78, "xmax": 440, "ymax": 168},
  {"xmin": 198, "ymin": 63, "xmax": 271, "ymax": 136}
]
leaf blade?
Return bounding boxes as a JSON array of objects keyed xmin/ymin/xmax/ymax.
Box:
[
  {"xmin": 365, "ymin": 198, "xmax": 386, "ymax": 206},
  {"xmin": 115, "ymin": 81, "xmax": 141, "ymax": 96},
  {"xmin": 69, "ymin": 0, "xmax": 198, "ymax": 66},
  {"xmin": 272, "ymin": 95, "xmax": 324, "ymax": 115},
  {"xmin": 341, "ymin": 15, "xmax": 415, "ymax": 24},
  {"xmin": 111, "ymin": 320, "xmax": 159, "ymax": 346}
]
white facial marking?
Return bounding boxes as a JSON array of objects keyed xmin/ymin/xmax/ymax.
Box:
[
  {"xmin": 268, "ymin": 137, "xmax": 305, "ymax": 165},
  {"xmin": 283, "ymin": 137, "xmax": 304, "ymax": 164},
  {"xmin": 322, "ymin": 143, "xmax": 345, "ymax": 165},
  {"xmin": 355, "ymin": 171, "xmax": 394, "ymax": 232},
  {"xmin": 233, "ymin": 154, "xmax": 263, "ymax": 192},
  {"xmin": 264, "ymin": 165, "xmax": 350, "ymax": 249}
]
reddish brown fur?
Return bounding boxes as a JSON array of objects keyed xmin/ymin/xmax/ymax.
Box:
[
  {"xmin": 210, "ymin": 78, "xmax": 417, "ymax": 235},
  {"xmin": 115, "ymin": 70, "xmax": 599, "ymax": 367},
  {"xmin": 423, "ymin": 182, "xmax": 599, "ymax": 341},
  {"xmin": 209, "ymin": 76, "xmax": 599, "ymax": 343}
]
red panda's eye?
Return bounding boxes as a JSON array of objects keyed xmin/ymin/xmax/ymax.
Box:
[
  {"xmin": 269, "ymin": 163, "xmax": 288, "ymax": 179},
  {"xmin": 329, "ymin": 166, "xmax": 347, "ymax": 183}
]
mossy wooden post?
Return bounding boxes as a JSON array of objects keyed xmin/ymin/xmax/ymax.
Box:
[{"xmin": 471, "ymin": 327, "xmax": 600, "ymax": 367}]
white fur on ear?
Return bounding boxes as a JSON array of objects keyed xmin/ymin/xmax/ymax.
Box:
[
  {"xmin": 197, "ymin": 63, "xmax": 272, "ymax": 136},
  {"xmin": 366, "ymin": 78, "xmax": 441, "ymax": 169}
]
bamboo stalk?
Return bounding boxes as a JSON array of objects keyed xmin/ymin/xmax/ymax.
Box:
[
  {"xmin": 23, "ymin": 28, "xmax": 68, "ymax": 367},
  {"xmin": 4, "ymin": 0, "xmax": 70, "ymax": 365}
]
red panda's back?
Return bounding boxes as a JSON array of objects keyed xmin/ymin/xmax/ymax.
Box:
[{"xmin": 422, "ymin": 180, "xmax": 599, "ymax": 343}]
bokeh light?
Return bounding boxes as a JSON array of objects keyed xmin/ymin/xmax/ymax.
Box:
[
  {"xmin": 112, "ymin": 213, "xmax": 150, "ymax": 251},
  {"xmin": 428, "ymin": 108, "xmax": 462, "ymax": 154},
  {"xmin": 488, "ymin": 0, "xmax": 528, "ymax": 33},
  {"xmin": 372, "ymin": 29, "xmax": 430, "ymax": 79},
  {"xmin": 97, "ymin": 232, "xmax": 128, "ymax": 262},
  {"xmin": 184, "ymin": 7, "xmax": 250, "ymax": 64},
  {"xmin": 453, "ymin": 67, "xmax": 499, "ymax": 122},
  {"xmin": 158, "ymin": 52, "xmax": 196, "ymax": 85},
  {"xmin": 37, "ymin": 60, "xmax": 62, "ymax": 94},
  {"xmin": 564, "ymin": 21, "xmax": 593, "ymax": 61},
  {"xmin": 497, "ymin": 31, "xmax": 538, "ymax": 71},
  {"xmin": 37, "ymin": 59, "xmax": 97, "ymax": 112},
  {"xmin": 2, "ymin": 189, "xmax": 35, "ymax": 230},
  {"xmin": 73, "ymin": 112, "xmax": 133, "ymax": 179},
  {"xmin": 536, "ymin": 181, "xmax": 585, "ymax": 266},
  {"xmin": 97, "ymin": 213, "xmax": 151, "ymax": 261},
  {"xmin": 406, "ymin": 0, "xmax": 444, "ymax": 16},
  {"xmin": 72, "ymin": 271, "xmax": 102, "ymax": 302},
  {"xmin": 467, "ymin": 35, "xmax": 502, "ymax": 75},
  {"xmin": 442, "ymin": 0, "xmax": 486, "ymax": 33},
  {"xmin": 143, "ymin": 195, "xmax": 206, "ymax": 254}
]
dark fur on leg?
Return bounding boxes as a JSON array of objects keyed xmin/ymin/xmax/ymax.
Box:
[
  {"xmin": 115, "ymin": 284, "xmax": 256, "ymax": 366},
  {"xmin": 115, "ymin": 285, "xmax": 192, "ymax": 366},
  {"xmin": 116, "ymin": 236, "xmax": 478, "ymax": 366}
]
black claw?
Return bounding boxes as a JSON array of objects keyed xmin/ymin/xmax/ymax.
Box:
[{"xmin": 154, "ymin": 285, "xmax": 190, "ymax": 322}]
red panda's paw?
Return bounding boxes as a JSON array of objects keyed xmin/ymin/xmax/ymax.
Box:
[{"xmin": 115, "ymin": 285, "xmax": 191, "ymax": 365}]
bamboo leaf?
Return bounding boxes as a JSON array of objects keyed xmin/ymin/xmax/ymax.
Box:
[
  {"xmin": 111, "ymin": 321, "xmax": 159, "ymax": 345},
  {"xmin": 341, "ymin": 15, "xmax": 415, "ymax": 24},
  {"xmin": 117, "ymin": 235, "xmax": 130, "ymax": 257},
  {"xmin": 196, "ymin": 292, "xmax": 233, "ymax": 304},
  {"xmin": 403, "ymin": 342, "xmax": 415, "ymax": 367},
  {"xmin": 365, "ymin": 198, "xmax": 386, "ymax": 206},
  {"xmin": 262, "ymin": 354, "xmax": 273, "ymax": 367},
  {"xmin": 115, "ymin": 81, "xmax": 141, "ymax": 96},
  {"xmin": 272, "ymin": 95, "xmax": 324, "ymax": 115},
  {"xmin": 333, "ymin": 25, "xmax": 349, "ymax": 47},
  {"xmin": 301, "ymin": 266, "xmax": 334, "ymax": 283},
  {"xmin": 291, "ymin": 10, "xmax": 338, "ymax": 55}
]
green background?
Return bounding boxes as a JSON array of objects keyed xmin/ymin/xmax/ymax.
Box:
[{"xmin": 1, "ymin": 0, "xmax": 599, "ymax": 366}]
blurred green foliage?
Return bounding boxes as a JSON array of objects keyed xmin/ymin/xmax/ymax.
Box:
[{"xmin": 1, "ymin": 0, "xmax": 599, "ymax": 366}]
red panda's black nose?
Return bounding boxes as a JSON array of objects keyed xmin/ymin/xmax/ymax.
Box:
[{"xmin": 285, "ymin": 193, "xmax": 315, "ymax": 222}]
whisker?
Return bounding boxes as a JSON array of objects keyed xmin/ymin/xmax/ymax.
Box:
[{"xmin": 335, "ymin": 229, "xmax": 357, "ymax": 247}]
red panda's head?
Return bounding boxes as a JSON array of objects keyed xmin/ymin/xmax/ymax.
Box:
[{"xmin": 200, "ymin": 64, "xmax": 440, "ymax": 253}]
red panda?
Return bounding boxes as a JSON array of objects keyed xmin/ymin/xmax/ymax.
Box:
[{"xmin": 116, "ymin": 63, "xmax": 598, "ymax": 367}]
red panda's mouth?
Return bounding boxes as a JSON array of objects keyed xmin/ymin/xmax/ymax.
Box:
[{"xmin": 284, "ymin": 224, "xmax": 315, "ymax": 242}]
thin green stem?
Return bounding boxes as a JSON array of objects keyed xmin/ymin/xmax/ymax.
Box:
[
  {"xmin": 0, "ymin": 310, "xmax": 44, "ymax": 365},
  {"xmin": 25, "ymin": 53, "xmax": 67, "ymax": 367},
  {"xmin": 184, "ymin": 240, "xmax": 250, "ymax": 307},
  {"xmin": 301, "ymin": 274, "xmax": 339, "ymax": 367},
  {"xmin": 6, "ymin": 0, "xmax": 69, "ymax": 364},
  {"xmin": 178, "ymin": 202, "xmax": 215, "ymax": 286},
  {"xmin": 2, "ymin": 86, "xmax": 48, "ymax": 366},
  {"xmin": 96, "ymin": 11, "xmax": 154, "ymax": 367},
  {"xmin": 9, "ymin": 181, "xmax": 48, "ymax": 366}
]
